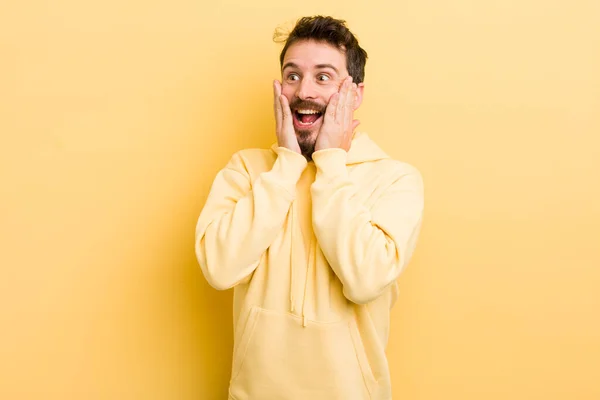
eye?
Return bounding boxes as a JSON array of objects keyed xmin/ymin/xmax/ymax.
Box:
[
  {"xmin": 287, "ymin": 73, "xmax": 300, "ymax": 82},
  {"xmin": 317, "ymin": 74, "xmax": 330, "ymax": 82}
]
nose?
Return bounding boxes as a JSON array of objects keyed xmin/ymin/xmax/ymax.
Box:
[{"xmin": 295, "ymin": 78, "xmax": 317, "ymax": 100}]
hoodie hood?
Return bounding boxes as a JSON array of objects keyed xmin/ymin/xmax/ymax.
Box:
[{"xmin": 346, "ymin": 132, "xmax": 390, "ymax": 165}]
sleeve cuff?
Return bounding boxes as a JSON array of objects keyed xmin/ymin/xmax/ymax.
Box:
[
  {"xmin": 312, "ymin": 148, "xmax": 348, "ymax": 179},
  {"xmin": 271, "ymin": 146, "xmax": 308, "ymax": 184}
]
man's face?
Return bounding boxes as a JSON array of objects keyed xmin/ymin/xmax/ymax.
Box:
[{"xmin": 281, "ymin": 40, "xmax": 363, "ymax": 156}]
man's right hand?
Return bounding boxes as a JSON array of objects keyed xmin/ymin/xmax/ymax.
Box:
[{"xmin": 273, "ymin": 80, "xmax": 301, "ymax": 154}]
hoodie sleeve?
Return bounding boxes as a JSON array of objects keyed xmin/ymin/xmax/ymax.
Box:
[
  {"xmin": 195, "ymin": 147, "xmax": 307, "ymax": 290},
  {"xmin": 310, "ymin": 148, "xmax": 424, "ymax": 305}
]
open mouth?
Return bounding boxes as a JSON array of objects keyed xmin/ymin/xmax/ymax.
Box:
[{"xmin": 293, "ymin": 109, "xmax": 323, "ymax": 128}]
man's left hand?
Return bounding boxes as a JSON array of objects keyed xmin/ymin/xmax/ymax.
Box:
[{"xmin": 314, "ymin": 76, "xmax": 360, "ymax": 153}]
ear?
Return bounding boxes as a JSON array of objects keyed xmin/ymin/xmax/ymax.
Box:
[{"xmin": 353, "ymin": 83, "xmax": 365, "ymax": 110}]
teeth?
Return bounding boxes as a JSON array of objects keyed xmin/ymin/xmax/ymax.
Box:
[{"xmin": 297, "ymin": 109, "xmax": 320, "ymax": 115}]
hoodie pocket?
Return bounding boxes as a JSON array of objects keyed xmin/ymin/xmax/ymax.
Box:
[{"xmin": 229, "ymin": 307, "xmax": 377, "ymax": 400}]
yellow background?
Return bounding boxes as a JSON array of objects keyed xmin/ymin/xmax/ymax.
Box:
[{"xmin": 1, "ymin": 0, "xmax": 599, "ymax": 398}]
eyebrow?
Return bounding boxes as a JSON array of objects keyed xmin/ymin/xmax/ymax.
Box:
[{"xmin": 282, "ymin": 62, "xmax": 339, "ymax": 74}]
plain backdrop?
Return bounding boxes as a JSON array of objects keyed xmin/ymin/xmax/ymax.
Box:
[{"xmin": 1, "ymin": 0, "xmax": 599, "ymax": 398}]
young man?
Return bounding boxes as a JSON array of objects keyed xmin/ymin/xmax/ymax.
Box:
[{"xmin": 195, "ymin": 15, "xmax": 424, "ymax": 400}]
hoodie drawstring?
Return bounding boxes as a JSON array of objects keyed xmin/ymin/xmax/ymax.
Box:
[
  {"xmin": 289, "ymin": 201, "xmax": 295, "ymax": 313},
  {"xmin": 289, "ymin": 196, "xmax": 315, "ymax": 328},
  {"xmin": 300, "ymin": 236, "xmax": 314, "ymax": 327}
]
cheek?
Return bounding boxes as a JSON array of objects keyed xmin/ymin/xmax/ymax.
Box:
[{"xmin": 281, "ymin": 85, "xmax": 294, "ymax": 100}]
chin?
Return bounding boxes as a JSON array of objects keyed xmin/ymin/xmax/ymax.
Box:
[
  {"xmin": 295, "ymin": 128, "xmax": 313, "ymax": 138},
  {"xmin": 295, "ymin": 131, "xmax": 317, "ymax": 161}
]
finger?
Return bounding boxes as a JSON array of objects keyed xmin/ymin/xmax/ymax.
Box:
[
  {"xmin": 279, "ymin": 94, "xmax": 294, "ymax": 134},
  {"xmin": 273, "ymin": 80, "xmax": 282, "ymax": 133},
  {"xmin": 323, "ymin": 93, "xmax": 339, "ymax": 125},
  {"xmin": 336, "ymin": 77, "xmax": 352, "ymax": 124},
  {"xmin": 346, "ymin": 83, "xmax": 357, "ymax": 107},
  {"xmin": 344, "ymin": 83, "xmax": 357, "ymax": 130},
  {"xmin": 351, "ymin": 119, "xmax": 361, "ymax": 132}
]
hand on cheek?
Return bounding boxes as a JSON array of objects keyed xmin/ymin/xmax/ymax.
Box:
[
  {"xmin": 273, "ymin": 80, "xmax": 301, "ymax": 154},
  {"xmin": 315, "ymin": 76, "xmax": 360, "ymax": 153}
]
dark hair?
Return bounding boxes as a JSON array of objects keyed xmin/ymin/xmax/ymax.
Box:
[{"xmin": 274, "ymin": 16, "xmax": 368, "ymax": 84}]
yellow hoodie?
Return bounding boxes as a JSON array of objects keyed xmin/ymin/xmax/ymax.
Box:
[{"xmin": 195, "ymin": 132, "xmax": 424, "ymax": 400}]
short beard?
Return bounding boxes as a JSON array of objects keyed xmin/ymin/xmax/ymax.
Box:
[{"xmin": 296, "ymin": 129, "xmax": 316, "ymax": 161}]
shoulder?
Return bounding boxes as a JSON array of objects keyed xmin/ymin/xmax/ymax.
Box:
[
  {"xmin": 352, "ymin": 152, "xmax": 423, "ymax": 185},
  {"xmin": 368, "ymin": 158, "xmax": 424, "ymax": 196},
  {"xmin": 376, "ymin": 157, "xmax": 421, "ymax": 176},
  {"xmin": 226, "ymin": 146, "xmax": 278, "ymax": 176}
]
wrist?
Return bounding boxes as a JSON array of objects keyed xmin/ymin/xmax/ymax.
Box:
[
  {"xmin": 315, "ymin": 139, "xmax": 337, "ymax": 152},
  {"xmin": 278, "ymin": 140, "xmax": 301, "ymax": 154}
]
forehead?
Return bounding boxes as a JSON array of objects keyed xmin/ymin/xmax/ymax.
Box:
[{"xmin": 282, "ymin": 40, "xmax": 346, "ymax": 71}]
